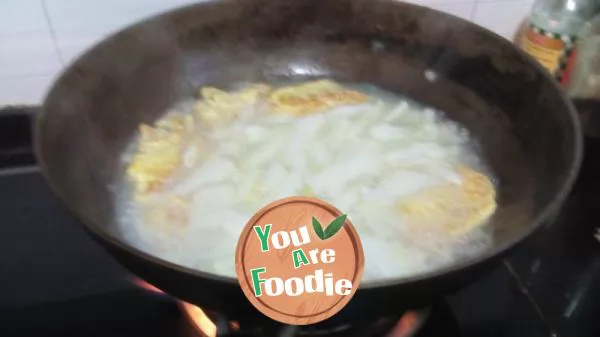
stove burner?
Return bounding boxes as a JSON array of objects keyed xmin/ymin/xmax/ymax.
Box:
[{"xmin": 133, "ymin": 278, "xmax": 461, "ymax": 337}]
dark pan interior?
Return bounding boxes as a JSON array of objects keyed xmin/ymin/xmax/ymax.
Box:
[{"xmin": 36, "ymin": 0, "xmax": 580, "ymax": 295}]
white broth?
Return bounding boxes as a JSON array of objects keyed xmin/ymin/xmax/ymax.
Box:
[{"xmin": 117, "ymin": 80, "xmax": 497, "ymax": 282}]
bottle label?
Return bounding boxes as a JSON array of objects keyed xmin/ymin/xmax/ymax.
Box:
[
  {"xmin": 520, "ymin": 23, "xmax": 577, "ymax": 85},
  {"xmin": 561, "ymin": 49, "xmax": 578, "ymax": 86}
]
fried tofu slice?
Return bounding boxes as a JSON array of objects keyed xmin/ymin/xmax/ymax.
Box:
[
  {"xmin": 269, "ymin": 79, "xmax": 369, "ymax": 116},
  {"xmin": 126, "ymin": 114, "xmax": 193, "ymax": 197},
  {"xmin": 194, "ymin": 83, "xmax": 272, "ymax": 127},
  {"xmin": 397, "ymin": 166, "xmax": 497, "ymax": 236}
]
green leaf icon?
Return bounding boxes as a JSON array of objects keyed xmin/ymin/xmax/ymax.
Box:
[
  {"xmin": 323, "ymin": 214, "xmax": 347, "ymax": 239},
  {"xmin": 312, "ymin": 217, "xmax": 326, "ymax": 240},
  {"xmin": 312, "ymin": 214, "xmax": 348, "ymax": 240}
]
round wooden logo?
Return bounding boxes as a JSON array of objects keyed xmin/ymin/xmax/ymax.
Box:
[{"xmin": 235, "ymin": 196, "xmax": 365, "ymax": 325}]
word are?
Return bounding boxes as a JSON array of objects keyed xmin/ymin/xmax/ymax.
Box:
[{"xmin": 250, "ymin": 268, "xmax": 353, "ymax": 297}]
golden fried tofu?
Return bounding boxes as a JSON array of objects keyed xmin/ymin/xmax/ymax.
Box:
[
  {"xmin": 155, "ymin": 113, "xmax": 193, "ymax": 133},
  {"xmin": 202, "ymin": 83, "xmax": 271, "ymax": 107},
  {"xmin": 193, "ymin": 103, "xmax": 234, "ymax": 127},
  {"xmin": 195, "ymin": 84, "xmax": 272, "ymax": 127},
  {"xmin": 127, "ymin": 114, "xmax": 193, "ymax": 197},
  {"xmin": 269, "ymin": 79, "xmax": 369, "ymax": 116},
  {"xmin": 397, "ymin": 166, "xmax": 497, "ymax": 236}
]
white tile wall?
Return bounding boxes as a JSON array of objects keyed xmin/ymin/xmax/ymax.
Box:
[
  {"xmin": 473, "ymin": 0, "xmax": 536, "ymax": 40},
  {"xmin": 428, "ymin": 3, "xmax": 476, "ymax": 21},
  {"xmin": 0, "ymin": 75, "xmax": 56, "ymax": 104},
  {"xmin": 0, "ymin": 31, "xmax": 62, "ymax": 77},
  {"xmin": 0, "ymin": 0, "xmax": 533, "ymax": 105},
  {"xmin": 0, "ymin": 0, "xmax": 48, "ymax": 34}
]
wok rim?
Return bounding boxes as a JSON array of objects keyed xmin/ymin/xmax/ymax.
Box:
[{"xmin": 34, "ymin": 0, "xmax": 584, "ymax": 290}]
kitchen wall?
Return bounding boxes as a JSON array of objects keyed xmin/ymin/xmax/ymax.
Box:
[{"xmin": 0, "ymin": 0, "xmax": 535, "ymax": 105}]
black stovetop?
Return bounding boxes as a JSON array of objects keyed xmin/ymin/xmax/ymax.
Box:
[{"xmin": 0, "ymin": 107, "xmax": 599, "ymax": 337}]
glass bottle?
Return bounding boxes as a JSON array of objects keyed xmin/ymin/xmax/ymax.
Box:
[
  {"xmin": 518, "ymin": 0, "xmax": 598, "ymax": 86},
  {"xmin": 569, "ymin": 15, "xmax": 600, "ymax": 138}
]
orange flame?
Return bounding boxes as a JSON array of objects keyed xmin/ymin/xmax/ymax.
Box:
[
  {"xmin": 180, "ymin": 301, "xmax": 218, "ymax": 337},
  {"xmin": 132, "ymin": 278, "xmax": 165, "ymax": 294},
  {"xmin": 132, "ymin": 277, "xmax": 217, "ymax": 337},
  {"xmin": 388, "ymin": 311, "xmax": 421, "ymax": 337}
]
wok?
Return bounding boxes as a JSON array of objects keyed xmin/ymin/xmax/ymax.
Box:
[{"xmin": 34, "ymin": 0, "xmax": 582, "ymax": 331}]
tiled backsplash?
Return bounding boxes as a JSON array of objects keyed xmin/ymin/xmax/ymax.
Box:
[{"xmin": 0, "ymin": 0, "xmax": 534, "ymax": 105}]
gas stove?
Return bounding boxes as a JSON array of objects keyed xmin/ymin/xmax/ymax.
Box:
[{"xmin": 0, "ymin": 106, "xmax": 599, "ymax": 337}]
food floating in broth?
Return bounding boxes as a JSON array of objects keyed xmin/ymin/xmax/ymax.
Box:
[
  {"xmin": 126, "ymin": 114, "xmax": 194, "ymax": 197},
  {"xmin": 269, "ymin": 79, "xmax": 370, "ymax": 115},
  {"xmin": 118, "ymin": 79, "xmax": 498, "ymax": 282},
  {"xmin": 397, "ymin": 166, "xmax": 496, "ymax": 236}
]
